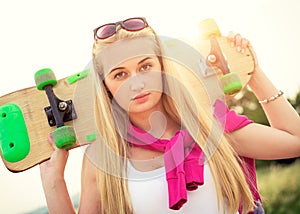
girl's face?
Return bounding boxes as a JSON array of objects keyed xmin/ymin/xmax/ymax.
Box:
[{"xmin": 104, "ymin": 55, "xmax": 163, "ymax": 114}]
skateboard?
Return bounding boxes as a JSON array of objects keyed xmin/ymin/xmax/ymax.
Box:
[
  {"xmin": 0, "ymin": 68, "xmax": 98, "ymax": 172},
  {"xmin": 162, "ymin": 18, "xmax": 254, "ymax": 104},
  {"xmin": 0, "ymin": 18, "xmax": 255, "ymax": 173},
  {"xmin": 196, "ymin": 18, "xmax": 254, "ymax": 97}
]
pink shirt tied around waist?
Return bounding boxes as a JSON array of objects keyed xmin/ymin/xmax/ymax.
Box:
[{"xmin": 127, "ymin": 99, "xmax": 260, "ymax": 212}]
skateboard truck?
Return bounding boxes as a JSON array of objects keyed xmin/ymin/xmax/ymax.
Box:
[
  {"xmin": 199, "ymin": 19, "xmax": 243, "ymax": 95},
  {"xmin": 206, "ymin": 36, "xmax": 230, "ymax": 74},
  {"xmin": 44, "ymin": 96, "xmax": 77, "ymax": 127},
  {"xmin": 35, "ymin": 68, "xmax": 77, "ymax": 149}
]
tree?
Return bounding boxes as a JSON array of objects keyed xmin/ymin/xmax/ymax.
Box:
[
  {"xmin": 288, "ymin": 90, "xmax": 300, "ymax": 115},
  {"xmin": 227, "ymin": 87, "xmax": 269, "ymax": 125}
]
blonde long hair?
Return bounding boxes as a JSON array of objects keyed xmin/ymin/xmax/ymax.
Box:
[{"xmin": 92, "ymin": 25, "xmax": 254, "ymax": 214}]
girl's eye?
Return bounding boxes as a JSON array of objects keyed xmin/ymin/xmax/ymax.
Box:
[
  {"xmin": 140, "ymin": 64, "xmax": 152, "ymax": 72},
  {"xmin": 114, "ymin": 71, "xmax": 127, "ymax": 79}
]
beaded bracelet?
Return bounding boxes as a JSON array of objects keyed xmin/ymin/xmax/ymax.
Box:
[{"xmin": 258, "ymin": 90, "xmax": 284, "ymax": 104}]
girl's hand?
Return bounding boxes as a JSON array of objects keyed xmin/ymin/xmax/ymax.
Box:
[
  {"xmin": 39, "ymin": 134, "xmax": 75, "ymax": 213},
  {"xmin": 227, "ymin": 31, "xmax": 259, "ymax": 73},
  {"xmin": 39, "ymin": 133, "xmax": 69, "ymax": 180}
]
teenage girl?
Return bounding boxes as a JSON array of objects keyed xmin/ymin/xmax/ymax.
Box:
[{"xmin": 40, "ymin": 17, "xmax": 300, "ymax": 214}]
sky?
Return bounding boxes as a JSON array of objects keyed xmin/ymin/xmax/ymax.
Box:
[{"xmin": 0, "ymin": 0, "xmax": 300, "ymax": 213}]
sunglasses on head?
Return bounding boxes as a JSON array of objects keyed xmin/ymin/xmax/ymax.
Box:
[{"xmin": 93, "ymin": 17, "xmax": 149, "ymax": 40}]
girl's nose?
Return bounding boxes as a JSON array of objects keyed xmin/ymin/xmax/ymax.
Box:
[{"xmin": 130, "ymin": 75, "xmax": 145, "ymax": 91}]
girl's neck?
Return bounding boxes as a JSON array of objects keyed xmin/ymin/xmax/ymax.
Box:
[{"xmin": 129, "ymin": 107, "xmax": 180, "ymax": 140}]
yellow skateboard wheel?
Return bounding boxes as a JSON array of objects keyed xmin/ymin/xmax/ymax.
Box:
[{"xmin": 198, "ymin": 18, "xmax": 221, "ymax": 39}]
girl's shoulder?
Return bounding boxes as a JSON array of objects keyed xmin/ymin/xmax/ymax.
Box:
[{"xmin": 214, "ymin": 99, "xmax": 253, "ymax": 133}]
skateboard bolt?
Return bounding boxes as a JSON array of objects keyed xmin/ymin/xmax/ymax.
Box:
[
  {"xmin": 59, "ymin": 102, "xmax": 68, "ymax": 111},
  {"xmin": 49, "ymin": 120, "xmax": 55, "ymax": 126},
  {"xmin": 207, "ymin": 54, "xmax": 217, "ymax": 63}
]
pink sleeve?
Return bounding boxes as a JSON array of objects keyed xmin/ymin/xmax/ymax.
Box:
[{"xmin": 213, "ymin": 99, "xmax": 253, "ymax": 133}]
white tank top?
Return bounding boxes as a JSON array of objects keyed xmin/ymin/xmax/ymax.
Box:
[{"xmin": 127, "ymin": 162, "xmax": 238, "ymax": 214}]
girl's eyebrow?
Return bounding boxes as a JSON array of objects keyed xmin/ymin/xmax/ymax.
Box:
[
  {"xmin": 109, "ymin": 57, "xmax": 153, "ymax": 74},
  {"xmin": 109, "ymin": 66, "xmax": 125, "ymax": 74},
  {"xmin": 138, "ymin": 57, "xmax": 152, "ymax": 65}
]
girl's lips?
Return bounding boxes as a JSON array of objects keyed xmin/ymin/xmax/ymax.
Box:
[{"xmin": 131, "ymin": 92, "xmax": 150, "ymax": 101}]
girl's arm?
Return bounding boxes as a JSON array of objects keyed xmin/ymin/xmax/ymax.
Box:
[
  {"xmin": 228, "ymin": 34, "xmax": 300, "ymax": 159},
  {"xmin": 40, "ymin": 138, "xmax": 101, "ymax": 213},
  {"xmin": 40, "ymin": 135, "xmax": 76, "ymax": 213}
]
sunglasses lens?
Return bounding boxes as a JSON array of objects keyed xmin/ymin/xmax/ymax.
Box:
[
  {"xmin": 123, "ymin": 18, "xmax": 146, "ymax": 31},
  {"xmin": 94, "ymin": 18, "xmax": 147, "ymax": 39},
  {"xmin": 96, "ymin": 24, "xmax": 116, "ymax": 39}
]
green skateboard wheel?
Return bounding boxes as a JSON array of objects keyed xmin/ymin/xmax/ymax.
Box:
[
  {"xmin": 220, "ymin": 72, "xmax": 242, "ymax": 95},
  {"xmin": 52, "ymin": 126, "xmax": 76, "ymax": 149},
  {"xmin": 34, "ymin": 68, "xmax": 57, "ymax": 90},
  {"xmin": 0, "ymin": 104, "xmax": 30, "ymax": 162}
]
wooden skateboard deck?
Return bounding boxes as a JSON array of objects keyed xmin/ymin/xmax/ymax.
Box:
[
  {"xmin": 163, "ymin": 18, "xmax": 254, "ymax": 105},
  {"xmin": 0, "ymin": 69, "xmax": 98, "ymax": 172},
  {"xmin": 0, "ymin": 19, "xmax": 254, "ymax": 173},
  {"xmin": 195, "ymin": 18, "xmax": 254, "ymax": 98}
]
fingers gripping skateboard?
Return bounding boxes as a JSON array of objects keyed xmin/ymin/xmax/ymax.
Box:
[
  {"xmin": 199, "ymin": 19, "xmax": 243, "ymax": 95},
  {"xmin": 35, "ymin": 68, "xmax": 77, "ymax": 149}
]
